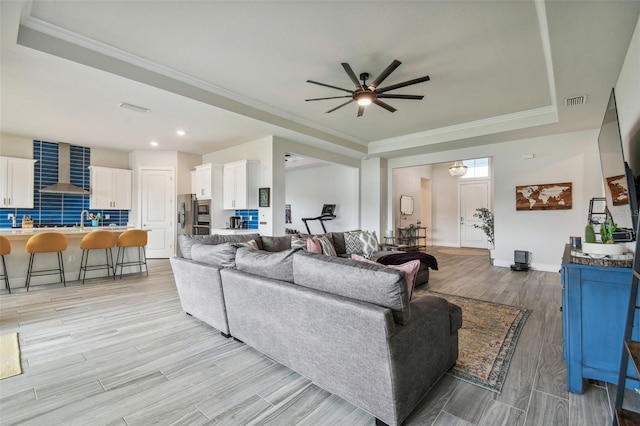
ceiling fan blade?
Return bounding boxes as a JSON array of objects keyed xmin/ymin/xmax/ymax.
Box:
[
  {"xmin": 369, "ymin": 60, "xmax": 401, "ymax": 90},
  {"xmin": 341, "ymin": 63, "xmax": 364, "ymax": 90},
  {"xmin": 373, "ymin": 99, "xmax": 397, "ymax": 113},
  {"xmin": 357, "ymin": 105, "xmax": 365, "ymax": 117},
  {"xmin": 326, "ymin": 99, "xmax": 355, "ymax": 114},
  {"xmin": 306, "ymin": 95, "xmax": 353, "ymax": 101},
  {"xmin": 376, "ymin": 75, "xmax": 430, "ymax": 94},
  {"xmin": 377, "ymin": 94, "xmax": 424, "ymax": 100},
  {"xmin": 306, "ymin": 80, "xmax": 353, "ymax": 94}
]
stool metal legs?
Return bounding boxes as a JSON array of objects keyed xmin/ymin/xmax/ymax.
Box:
[
  {"xmin": 1, "ymin": 255, "xmax": 10, "ymax": 294},
  {"xmin": 115, "ymin": 245, "xmax": 148, "ymax": 279},
  {"xmin": 26, "ymin": 251, "xmax": 66, "ymax": 291},
  {"xmin": 78, "ymin": 248, "xmax": 115, "ymax": 284}
]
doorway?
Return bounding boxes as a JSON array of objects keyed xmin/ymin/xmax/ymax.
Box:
[
  {"xmin": 140, "ymin": 168, "xmax": 174, "ymax": 258},
  {"xmin": 460, "ymin": 181, "xmax": 490, "ymax": 248}
]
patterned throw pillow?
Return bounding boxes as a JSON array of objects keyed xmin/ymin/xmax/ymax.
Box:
[
  {"xmin": 359, "ymin": 231, "xmax": 380, "ymax": 253},
  {"xmin": 344, "ymin": 232, "xmax": 364, "ymax": 254},
  {"xmin": 351, "ymin": 254, "xmax": 420, "ymax": 299},
  {"xmin": 291, "ymin": 235, "xmax": 308, "ymax": 250},
  {"xmin": 317, "ymin": 235, "xmax": 337, "ymax": 256}
]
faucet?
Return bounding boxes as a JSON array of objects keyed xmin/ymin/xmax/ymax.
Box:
[{"xmin": 80, "ymin": 210, "xmax": 90, "ymax": 229}]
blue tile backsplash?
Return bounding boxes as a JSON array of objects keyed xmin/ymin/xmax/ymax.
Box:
[
  {"xmin": 0, "ymin": 141, "xmax": 129, "ymax": 228},
  {"xmin": 234, "ymin": 209, "xmax": 258, "ymax": 229}
]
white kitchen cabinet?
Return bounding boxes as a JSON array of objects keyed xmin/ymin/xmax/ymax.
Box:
[
  {"xmin": 192, "ymin": 163, "xmax": 212, "ymax": 199},
  {"xmin": 89, "ymin": 166, "xmax": 132, "ymax": 210},
  {"xmin": 223, "ymin": 160, "xmax": 258, "ymax": 210},
  {"xmin": 0, "ymin": 156, "xmax": 36, "ymax": 208}
]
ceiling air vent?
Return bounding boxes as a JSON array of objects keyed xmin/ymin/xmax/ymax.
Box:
[{"xmin": 564, "ymin": 95, "xmax": 587, "ymax": 107}]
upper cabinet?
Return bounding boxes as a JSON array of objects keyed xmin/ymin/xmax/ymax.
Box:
[
  {"xmin": 0, "ymin": 156, "xmax": 36, "ymax": 208},
  {"xmin": 223, "ymin": 160, "xmax": 258, "ymax": 210},
  {"xmin": 90, "ymin": 166, "xmax": 132, "ymax": 210},
  {"xmin": 192, "ymin": 163, "xmax": 212, "ymax": 199}
]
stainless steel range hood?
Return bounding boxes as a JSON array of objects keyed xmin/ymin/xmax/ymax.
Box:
[{"xmin": 39, "ymin": 142, "xmax": 90, "ymax": 195}]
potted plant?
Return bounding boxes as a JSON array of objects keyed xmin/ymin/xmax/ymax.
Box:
[{"xmin": 473, "ymin": 208, "xmax": 495, "ymax": 262}]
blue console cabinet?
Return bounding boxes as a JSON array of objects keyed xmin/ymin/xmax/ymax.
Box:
[{"xmin": 561, "ymin": 245, "xmax": 639, "ymax": 393}]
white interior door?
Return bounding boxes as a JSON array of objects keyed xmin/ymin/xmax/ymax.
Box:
[
  {"xmin": 141, "ymin": 168, "xmax": 174, "ymax": 258},
  {"xmin": 460, "ymin": 181, "xmax": 490, "ymax": 248}
]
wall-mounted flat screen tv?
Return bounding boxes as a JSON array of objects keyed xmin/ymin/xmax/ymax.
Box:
[{"xmin": 597, "ymin": 88, "xmax": 638, "ymax": 238}]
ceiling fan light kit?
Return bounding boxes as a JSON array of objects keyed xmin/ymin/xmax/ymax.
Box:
[{"xmin": 306, "ymin": 59, "xmax": 430, "ymax": 117}]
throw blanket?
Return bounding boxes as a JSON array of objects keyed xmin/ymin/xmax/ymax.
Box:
[{"xmin": 377, "ymin": 251, "xmax": 439, "ymax": 271}]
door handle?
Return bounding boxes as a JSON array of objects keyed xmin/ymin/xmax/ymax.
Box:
[{"xmin": 460, "ymin": 216, "xmax": 464, "ymax": 225}]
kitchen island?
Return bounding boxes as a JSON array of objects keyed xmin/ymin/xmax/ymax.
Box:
[{"xmin": 0, "ymin": 226, "xmax": 144, "ymax": 290}]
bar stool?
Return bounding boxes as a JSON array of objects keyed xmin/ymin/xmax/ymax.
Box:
[
  {"xmin": 78, "ymin": 230, "xmax": 116, "ymax": 284},
  {"xmin": 25, "ymin": 232, "xmax": 67, "ymax": 291},
  {"xmin": 0, "ymin": 235, "xmax": 11, "ymax": 293},
  {"xmin": 115, "ymin": 230, "xmax": 148, "ymax": 279}
]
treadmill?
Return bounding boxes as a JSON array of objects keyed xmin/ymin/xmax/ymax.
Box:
[{"xmin": 302, "ymin": 204, "xmax": 336, "ymax": 233}]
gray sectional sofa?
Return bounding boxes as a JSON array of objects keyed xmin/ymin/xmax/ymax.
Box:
[{"xmin": 170, "ymin": 233, "xmax": 461, "ymax": 426}]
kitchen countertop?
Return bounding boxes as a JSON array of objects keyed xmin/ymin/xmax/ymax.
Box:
[{"xmin": 0, "ymin": 226, "xmax": 138, "ymax": 240}]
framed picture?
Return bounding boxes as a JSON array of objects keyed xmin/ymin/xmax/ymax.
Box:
[{"xmin": 259, "ymin": 187, "xmax": 270, "ymax": 207}]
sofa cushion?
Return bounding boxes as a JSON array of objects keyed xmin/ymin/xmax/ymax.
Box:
[
  {"xmin": 293, "ymin": 251, "xmax": 411, "ymax": 324},
  {"xmin": 233, "ymin": 239, "xmax": 260, "ymax": 250},
  {"xmin": 191, "ymin": 242, "xmax": 237, "ymax": 268},
  {"xmin": 291, "ymin": 235, "xmax": 308, "ymax": 250},
  {"xmin": 178, "ymin": 234, "xmax": 218, "ymax": 259},
  {"xmin": 351, "ymin": 254, "xmax": 420, "ymax": 299},
  {"xmin": 235, "ymin": 247, "xmax": 298, "ymax": 282},
  {"xmin": 329, "ymin": 232, "xmax": 347, "ymax": 255},
  {"xmin": 261, "ymin": 235, "xmax": 293, "ymax": 252},
  {"xmin": 213, "ymin": 233, "xmax": 263, "ymax": 249}
]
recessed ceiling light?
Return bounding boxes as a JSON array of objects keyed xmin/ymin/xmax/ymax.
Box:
[
  {"xmin": 150, "ymin": 141, "xmax": 159, "ymax": 147},
  {"xmin": 176, "ymin": 129, "xmax": 186, "ymax": 136},
  {"xmin": 119, "ymin": 102, "xmax": 150, "ymax": 113}
]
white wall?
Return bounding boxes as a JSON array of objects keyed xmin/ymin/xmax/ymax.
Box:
[
  {"xmin": 382, "ymin": 128, "xmax": 602, "ymax": 272},
  {"xmin": 361, "ymin": 157, "xmax": 387, "ymax": 235},
  {"xmin": 615, "ymin": 15, "xmax": 640, "ymax": 171},
  {"xmin": 392, "ymin": 165, "xmax": 433, "ymax": 232},
  {"xmin": 285, "ymin": 164, "xmax": 359, "ymax": 234}
]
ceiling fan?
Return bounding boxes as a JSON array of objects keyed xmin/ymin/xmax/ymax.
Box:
[{"xmin": 305, "ymin": 60, "xmax": 430, "ymax": 117}]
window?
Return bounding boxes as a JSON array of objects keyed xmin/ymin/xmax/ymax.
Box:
[{"xmin": 461, "ymin": 158, "xmax": 489, "ymax": 179}]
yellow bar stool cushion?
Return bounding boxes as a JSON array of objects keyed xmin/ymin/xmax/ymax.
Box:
[
  {"xmin": 78, "ymin": 230, "xmax": 116, "ymax": 284},
  {"xmin": 0, "ymin": 235, "xmax": 11, "ymax": 293},
  {"xmin": 115, "ymin": 230, "xmax": 148, "ymax": 278},
  {"xmin": 25, "ymin": 232, "xmax": 68, "ymax": 291}
]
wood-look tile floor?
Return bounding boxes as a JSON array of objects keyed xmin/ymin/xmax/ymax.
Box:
[{"xmin": 0, "ymin": 249, "xmax": 629, "ymax": 425}]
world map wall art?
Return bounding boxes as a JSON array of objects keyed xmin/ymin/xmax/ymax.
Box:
[{"xmin": 515, "ymin": 182, "xmax": 572, "ymax": 211}]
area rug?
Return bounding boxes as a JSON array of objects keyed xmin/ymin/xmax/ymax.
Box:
[
  {"xmin": 438, "ymin": 248, "xmax": 487, "ymax": 256},
  {"xmin": 417, "ymin": 290, "xmax": 530, "ymax": 393},
  {"xmin": 0, "ymin": 333, "xmax": 22, "ymax": 379}
]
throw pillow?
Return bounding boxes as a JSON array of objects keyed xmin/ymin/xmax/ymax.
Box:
[
  {"xmin": 233, "ymin": 239, "xmax": 259, "ymax": 250},
  {"xmin": 359, "ymin": 231, "xmax": 380, "ymax": 253},
  {"xmin": 291, "ymin": 235, "xmax": 308, "ymax": 250},
  {"xmin": 317, "ymin": 235, "xmax": 337, "ymax": 256},
  {"xmin": 351, "ymin": 254, "xmax": 420, "ymax": 299},
  {"xmin": 306, "ymin": 236, "xmax": 323, "ymax": 254},
  {"xmin": 344, "ymin": 231, "xmax": 364, "ymax": 254}
]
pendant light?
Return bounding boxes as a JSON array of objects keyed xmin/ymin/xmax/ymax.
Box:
[{"xmin": 449, "ymin": 161, "xmax": 468, "ymax": 177}]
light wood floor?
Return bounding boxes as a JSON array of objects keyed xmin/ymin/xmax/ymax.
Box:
[{"xmin": 0, "ymin": 248, "xmax": 629, "ymax": 425}]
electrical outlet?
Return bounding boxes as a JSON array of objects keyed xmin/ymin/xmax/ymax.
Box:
[
  {"xmin": 68, "ymin": 255, "xmax": 75, "ymax": 262},
  {"xmin": 249, "ymin": 216, "xmax": 252, "ymax": 221},
  {"xmin": 7, "ymin": 214, "xmax": 14, "ymax": 220},
  {"xmin": 104, "ymin": 214, "xmax": 110, "ymax": 219}
]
